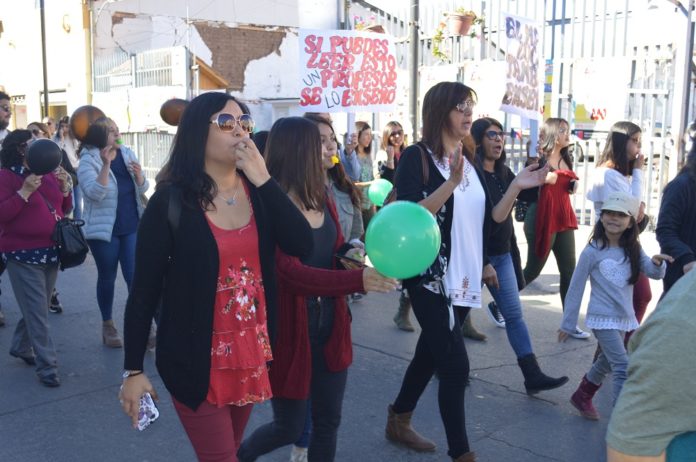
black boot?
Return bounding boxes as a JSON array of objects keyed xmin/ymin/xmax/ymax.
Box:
[{"xmin": 517, "ymin": 354, "xmax": 569, "ymax": 395}]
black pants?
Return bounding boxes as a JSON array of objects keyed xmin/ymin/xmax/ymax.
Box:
[
  {"xmin": 238, "ymin": 344, "xmax": 347, "ymax": 462},
  {"xmin": 392, "ymin": 285, "xmax": 471, "ymax": 458}
]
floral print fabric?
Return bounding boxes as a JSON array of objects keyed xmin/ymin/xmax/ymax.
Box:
[{"xmin": 205, "ymin": 206, "xmax": 272, "ymax": 408}]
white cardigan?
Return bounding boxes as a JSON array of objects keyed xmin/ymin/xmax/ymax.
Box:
[{"xmin": 77, "ymin": 145, "xmax": 149, "ymax": 241}]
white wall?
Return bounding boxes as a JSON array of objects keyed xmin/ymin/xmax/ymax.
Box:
[{"xmin": 0, "ymin": 0, "xmax": 90, "ymax": 124}]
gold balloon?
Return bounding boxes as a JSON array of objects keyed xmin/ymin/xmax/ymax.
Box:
[
  {"xmin": 70, "ymin": 105, "xmax": 106, "ymax": 142},
  {"xmin": 160, "ymin": 98, "xmax": 189, "ymax": 126}
]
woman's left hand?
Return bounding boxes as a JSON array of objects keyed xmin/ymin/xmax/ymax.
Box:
[
  {"xmin": 128, "ymin": 161, "xmax": 145, "ymax": 186},
  {"xmin": 54, "ymin": 166, "xmax": 72, "ymax": 194},
  {"xmin": 482, "ymin": 263, "xmax": 499, "ymax": 289},
  {"xmin": 513, "ymin": 163, "xmax": 549, "ymax": 191},
  {"xmin": 234, "ymin": 139, "xmax": 270, "ymax": 187},
  {"xmin": 651, "ymin": 254, "xmax": 674, "ymax": 266}
]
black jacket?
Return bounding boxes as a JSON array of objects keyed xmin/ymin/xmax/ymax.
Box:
[
  {"xmin": 395, "ymin": 143, "xmax": 491, "ymax": 289},
  {"xmin": 656, "ymin": 171, "xmax": 696, "ymax": 293},
  {"xmin": 123, "ymin": 178, "xmax": 312, "ymax": 410}
]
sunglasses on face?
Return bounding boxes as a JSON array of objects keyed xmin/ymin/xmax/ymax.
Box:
[
  {"xmin": 31, "ymin": 128, "xmax": 48, "ymax": 137},
  {"xmin": 455, "ymin": 100, "xmax": 476, "ymax": 113},
  {"xmin": 390, "ymin": 129, "xmax": 403, "ymax": 137},
  {"xmin": 210, "ymin": 113, "xmax": 255, "ymax": 133}
]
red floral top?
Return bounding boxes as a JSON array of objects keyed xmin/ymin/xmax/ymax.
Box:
[{"xmin": 205, "ymin": 202, "xmax": 272, "ymax": 407}]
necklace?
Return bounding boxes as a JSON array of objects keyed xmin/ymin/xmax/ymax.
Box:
[{"xmin": 217, "ymin": 176, "xmax": 240, "ymax": 206}]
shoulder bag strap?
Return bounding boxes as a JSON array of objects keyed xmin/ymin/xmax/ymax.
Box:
[
  {"xmin": 37, "ymin": 190, "xmax": 60, "ymax": 222},
  {"xmin": 416, "ymin": 142, "xmax": 430, "ymax": 187},
  {"xmin": 167, "ymin": 186, "xmax": 181, "ymax": 235}
]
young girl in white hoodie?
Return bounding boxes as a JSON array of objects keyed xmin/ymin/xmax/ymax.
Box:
[{"xmin": 558, "ymin": 191, "xmax": 671, "ymax": 420}]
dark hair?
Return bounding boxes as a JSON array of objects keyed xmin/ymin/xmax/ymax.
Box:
[
  {"xmin": 80, "ymin": 117, "xmax": 111, "ymax": 150},
  {"xmin": 0, "ymin": 91, "xmax": 9, "ymax": 102},
  {"xmin": 598, "ymin": 121, "xmax": 642, "ymax": 176},
  {"xmin": 304, "ymin": 113, "xmax": 361, "ymax": 208},
  {"xmin": 266, "ymin": 117, "xmax": 326, "ymax": 211},
  {"xmin": 156, "ymin": 92, "xmax": 251, "ymax": 210},
  {"xmin": 471, "ymin": 117, "xmax": 509, "ymax": 182},
  {"xmin": 355, "ymin": 121, "xmax": 372, "ymax": 155},
  {"xmin": 0, "ymin": 129, "xmax": 32, "ymax": 169},
  {"xmin": 381, "ymin": 121, "xmax": 405, "ymax": 151},
  {"xmin": 252, "ymin": 130, "xmax": 269, "ymax": 157},
  {"xmin": 590, "ymin": 214, "xmax": 641, "ymax": 284},
  {"xmin": 421, "ymin": 81, "xmax": 477, "ymax": 162}
]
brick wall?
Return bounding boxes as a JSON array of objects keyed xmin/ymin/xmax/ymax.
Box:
[{"xmin": 194, "ymin": 22, "xmax": 286, "ymax": 91}]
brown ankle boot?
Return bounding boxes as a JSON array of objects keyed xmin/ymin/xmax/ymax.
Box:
[
  {"xmin": 453, "ymin": 451, "xmax": 477, "ymax": 461},
  {"xmin": 461, "ymin": 313, "xmax": 486, "ymax": 341},
  {"xmin": 102, "ymin": 320, "xmax": 123, "ymax": 348},
  {"xmin": 393, "ymin": 292, "xmax": 415, "ymax": 332},
  {"xmin": 385, "ymin": 404, "xmax": 436, "ymax": 452}
]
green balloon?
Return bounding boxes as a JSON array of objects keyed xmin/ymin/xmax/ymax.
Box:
[
  {"xmin": 367, "ymin": 178, "xmax": 393, "ymax": 207},
  {"xmin": 365, "ymin": 201, "xmax": 441, "ymax": 279}
]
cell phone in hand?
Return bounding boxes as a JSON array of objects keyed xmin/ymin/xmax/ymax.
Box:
[
  {"xmin": 335, "ymin": 253, "xmax": 366, "ymax": 270},
  {"xmin": 137, "ymin": 392, "xmax": 159, "ymax": 431}
]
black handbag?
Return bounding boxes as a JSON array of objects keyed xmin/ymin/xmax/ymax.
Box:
[{"xmin": 39, "ymin": 192, "xmax": 89, "ymax": 270}]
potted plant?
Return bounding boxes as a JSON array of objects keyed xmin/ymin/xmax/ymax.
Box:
[{"xmin": 447, "ymin": 8, "xmax": 483, "ymax": 37}]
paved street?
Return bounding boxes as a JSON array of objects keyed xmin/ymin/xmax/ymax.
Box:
[{"xmin": 0, "ymin": 223, "xmax": 666, "ymax": 462}]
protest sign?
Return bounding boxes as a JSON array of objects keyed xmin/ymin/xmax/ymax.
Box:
[
  {"xmin": 500, "ymin": 14, "xmax": 542, "ymax": 120},
  {"xmin": 298, "ymin": 29, "xmax": 398, "ymax": 113}
]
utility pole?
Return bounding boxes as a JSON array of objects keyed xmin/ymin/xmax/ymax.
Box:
[
  {"xmin": 39, "ymin": 0, "xmax": 49, "ymax": 117},
  {"xmin": 409, "ymin": 0, "xmax": 419, "ymax": 142},
  {"xmin": 680, "ymin": 0, "xmax": 695, "ymax": 165}
]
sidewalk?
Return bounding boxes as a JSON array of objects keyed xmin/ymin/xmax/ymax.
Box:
[{"xmin": 0, "ymin": 225, "xmax": 666, "ymax": 461}]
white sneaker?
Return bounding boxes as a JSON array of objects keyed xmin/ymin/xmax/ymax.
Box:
[
  {"xmin": 289, "ymin": 446, "xmax": 308, "ymax": 462},
  {"xmin": 486, "ymin": 302, "xmax": 506, "ymax": 328},
  {"xmin": 570, "ymin": 326, "xmax": 591, "ymax": 339}
]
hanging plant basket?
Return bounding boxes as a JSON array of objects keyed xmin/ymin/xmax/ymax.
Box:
[{"xmin": 447, "ymin": 13, "xmax": 475, "ymax": 36}]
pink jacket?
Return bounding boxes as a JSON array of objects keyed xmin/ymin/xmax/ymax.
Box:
[{"xmin": 0, "ymin": 169, "xmax": 72, "ymax": 252}]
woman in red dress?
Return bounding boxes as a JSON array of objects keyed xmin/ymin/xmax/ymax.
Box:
[{"xmin": 522, "ymin": 117, "xmax": 589, "ymax": 339}]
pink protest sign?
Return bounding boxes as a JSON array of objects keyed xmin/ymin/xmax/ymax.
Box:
[{"xmin": 299, "ymin": 29, "xmax": 398, "ymax": 113}]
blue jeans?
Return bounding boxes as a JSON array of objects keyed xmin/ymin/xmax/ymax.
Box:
[
  {"xmin": 486, "ymin": 253, "xmax": 533, "ymax": 358},
  {"xmin": 587, "ymin": 329, "xmax": 628, "ymax": 404},
  {"xmin": 87, "ymin": 233, "xmax": 137, "ymax": 321}
]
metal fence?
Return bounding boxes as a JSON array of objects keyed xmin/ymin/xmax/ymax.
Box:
[
  {"xmin": 94, "ymin": 47, "xmax": 179, "ymax": 92},
  {"xmin": 120, "ymin": 132, "xmax": 175, "ymax": 184}
]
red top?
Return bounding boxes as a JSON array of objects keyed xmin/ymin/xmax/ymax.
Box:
[
  {"xmin": 205, "ymin": 198, "xmax": 272, "ymax": 407},
  {"xmin": 535, "ymin": 169, "xmax": 579, "ymax": 259},
  {"xmin": 269, "ymin": 197, "xmax": 365, "ymax": 400}
]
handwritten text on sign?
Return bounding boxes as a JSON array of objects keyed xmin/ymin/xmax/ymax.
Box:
[
  {"xmin": 500, "ymin": 14, "xmax": 541, "ymax": 120},
  {"xmin": 299, "ymin": 29, "xmax": 398, "ymax": 112}
]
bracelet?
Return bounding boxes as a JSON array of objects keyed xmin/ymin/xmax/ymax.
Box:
[
  {"xmin": 16, "ymin": 190, "xmax": 29, "ymax": 202},
  {"xmin": 122, "ymin": 370, "xmax": 143, "ymax": 379}
]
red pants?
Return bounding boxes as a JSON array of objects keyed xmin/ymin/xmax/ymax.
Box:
[
  {"xmin": 173, "ymin": 398, "xmax": 253, "ymax": 462},
  {"xmin": 625, "ymin": 272, "xmax": 652, "ymax": 345}
]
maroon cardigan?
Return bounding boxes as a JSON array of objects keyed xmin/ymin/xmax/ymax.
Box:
[
  {"xmin": 0, "ymin": 169, "xmax": 72, "ymax": 252},
  {"xmin": 269, "ymin": 198, "xmax": 365, "ymax": 400}
]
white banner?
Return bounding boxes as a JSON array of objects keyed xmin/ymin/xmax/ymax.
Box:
[
  {"xmin": 499, "ymin": 14, "xmax": 542, "ymax": 120},
  {"xmin": 298, "ymin": 29, "xmax": 398, "ymax": 113}
]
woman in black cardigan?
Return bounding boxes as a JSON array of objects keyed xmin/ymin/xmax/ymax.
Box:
[
  {"xmin": 119, "ymin": 93, "xmax": 312, "ymax": 461},
  {"xmin": 385, "ymin": 82, "xmax": 501, "ymax": 462},
  {"xmin": 656, "ymin": 124, "xmax": 696, "ymax": 293}
]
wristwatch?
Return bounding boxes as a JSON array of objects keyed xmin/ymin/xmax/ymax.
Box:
[{"xmin": 122, "ymin": 370, "xmax": 143, "ymax": 379}]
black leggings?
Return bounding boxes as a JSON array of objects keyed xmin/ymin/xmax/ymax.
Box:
[
  {"xmin": 392, "ymin": 285, "xmax": 471, "ymax": 458},
  {"xmin": 237, "ymin": 345, "xmax": 347, "ymax": 462}
]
